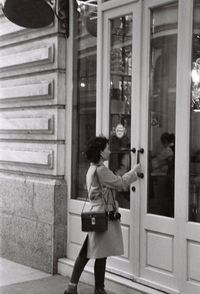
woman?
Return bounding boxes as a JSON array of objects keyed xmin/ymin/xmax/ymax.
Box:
[
  {"xmin": 64, "ymin": 136, "xmax": 141, "ymax": 294},
  {"xmin": 152, "ymin": 132, "xmax": 173, "ymax": 174}
]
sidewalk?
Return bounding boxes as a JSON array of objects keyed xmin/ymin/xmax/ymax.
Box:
[
  {"xmin": 0, "ymin": 275, "xmax": 95, "ymax": 294},
  {"xmin": 0, "ymin": 258, "xmax": 106, "ymax": 294}
]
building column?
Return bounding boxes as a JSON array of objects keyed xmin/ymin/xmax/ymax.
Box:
[{"xmin": 0, "ymin": 3, "xmax": 67, "ymax": 273}]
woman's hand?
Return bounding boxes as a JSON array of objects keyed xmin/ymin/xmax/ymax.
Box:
[{"xmin": 133, "ymin": 163, "xmax": 142, "ymax": 174}]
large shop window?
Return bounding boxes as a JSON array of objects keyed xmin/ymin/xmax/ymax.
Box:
[
  {"xmin": 147, "ymin": 2, "xmax": 178, "ymax": 217},
  {"xmin": 72, "ymin": 1, "xmax": 97, "ymax": 199},
  {"xmin": 189, "ymin": 0, "xmax": 200, "ymax": 223}
]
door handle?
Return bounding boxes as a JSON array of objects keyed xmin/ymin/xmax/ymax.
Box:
[
  {"xmin": 112, "ymin": 148, "xmax": 136, "ymax": 153},
  {"xmin": 137, "ymin": 148, "xmax": 144, "ymax": 178},
  {"xmin": 123, "ymin": 148, "xmax": 136, "ymax": 153},
  {"xmin": 131, "ymin": 147, "xmax": 136, "ymax": 153}
]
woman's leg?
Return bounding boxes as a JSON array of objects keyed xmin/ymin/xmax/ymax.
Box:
[
  {"xmin": 70, "ymin": 254, "xmax": 89, "ymax": 284},
  {"xmin": 64, "ymin": 236, "xmax": 89, "ymax": 294},
  {"xmin": 94, "ymin": 257, "xmax": 107, "ymax": 290},
  {"xmin": 70, "ymin": 236, "xmax": 89, "ymax": 284}
]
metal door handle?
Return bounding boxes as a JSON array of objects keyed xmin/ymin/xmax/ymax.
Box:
[
  {"xmin": 110, "ymin": 147, "xmax": 136, "ymax": 154},
  {"xmin": 131, "ymin": 147, "xmax": 136, "ymax": 153},
  {"xmin": 111, "ymin": 148, "xmax": 136, "ymax": 153},
  {"xmin": 137, "ymin": 148, "xmax": 144, "ymax": 178}
]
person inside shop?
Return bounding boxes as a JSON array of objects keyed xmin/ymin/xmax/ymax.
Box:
[
  {"xmin": 152, "ymin": 132, "xmax": 174, "ymax": 174},
  {"xmin": 151, "ymin": 132, "xmax": 175, "ymax": 217},
  {"xmin": 63, "ymin": 136, "xmax": 141, "ymax": 294}
]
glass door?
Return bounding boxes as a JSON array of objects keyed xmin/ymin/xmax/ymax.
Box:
[
  {"xmin": 179, "ymin": 0, "xmax": 200, "ymax": 293},
  {"xmin": 139, "ymin": 0, "xmax": 179, "ymax": 291},
  {"xmin": 101, "ymin": 2, "xmax": 142, "ymax": 276},
  {"xmin": 139, "ymin": 1, "xmax": 200, "ymax": 293}
]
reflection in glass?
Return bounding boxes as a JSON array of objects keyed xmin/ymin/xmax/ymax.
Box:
[
  {"xmin": 189, "ymin": 0, "xmax": 200, "ymax": 223},
  {"xmin": 72, "ymin": 1, "xmax": 97, "ymax": 199},
  {"xmin": 148, "ymin": 2, "xmax": 178, "ymax": 217},
  {"xmin": 109, "ymin": 15, "xmax": 132, "ymax": 209}
]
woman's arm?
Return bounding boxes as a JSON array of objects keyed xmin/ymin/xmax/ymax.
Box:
[
  {"xmin": 152, "ymin": 148, "xmax": 173, "ymax": 170},
  {"xmin": 97, "ymin": 164, "xmax": 140, "ymax": 191}
]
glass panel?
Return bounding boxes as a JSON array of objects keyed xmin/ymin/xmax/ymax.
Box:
[
  {"xmin": 189, "ymin": 0, "xmax": 200, "ymax": 223},
  {"xmin": 148, "ymin": 2, "xmax": 178, "ymax": 217},
  {"xmin": 72, "ymin": 1, "xmax": 97, "ymax": 199},
  {"xmin": 109, "ymin": 15, "xmax": 132, "ymax": 209}
]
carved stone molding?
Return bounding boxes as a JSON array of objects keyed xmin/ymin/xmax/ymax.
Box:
[
  {"xmin": 0, "ymin": 109, "xmax": 65, "ymax": 140},
  {"xmin": 0, "ymin": 148, "xmax": 53, "ymax": 168},
  {"xmin": 0, "ymin": 116, "xmax": 53, "ymax": 134},
  {"xmin": 0, "ymin": 142, "xmax": 65, "ymax": 175},
  {"xmin": 0, "ymin": 45, "xmax": 54, "ymax": 70},
  {"xmin": 0, "ymin": 72, "xmax": 65, "ymax": 108},
  {"xmin": 0, "ymin": 81, "xmax": 54, "ymax": 102}
]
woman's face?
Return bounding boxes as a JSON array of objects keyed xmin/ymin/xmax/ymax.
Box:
[{"xmin": 100, "ymin": 143, "xmax": 111, "ymax": 161}]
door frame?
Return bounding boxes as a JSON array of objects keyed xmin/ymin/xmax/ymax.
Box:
[
  {"xmin": 139, "ymin": 0, "xmax": 179, "ymax": 291},
  {"xmin": 138, "ymin": 0, "xmax": 200, "ymax": 293},
  {"xmin": 97, "ymin": 0, "xmax": 142, "ymax": 277},
  {"xmin": 66, "ymin": 0, "xmax": 200, "ymax": 293}
]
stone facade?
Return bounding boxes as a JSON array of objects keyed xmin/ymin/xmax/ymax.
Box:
[{"xmin": 0, "ymin": 5, "xmax": 67, "ymax": 273}]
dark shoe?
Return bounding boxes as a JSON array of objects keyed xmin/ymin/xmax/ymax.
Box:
[
  {"xmin": 94, "ymin": 288, "xmax": 107, "ymax": 294},
  {"xmin": 63, "ymin": 284, "xmax": 78, "ymax": 294}
]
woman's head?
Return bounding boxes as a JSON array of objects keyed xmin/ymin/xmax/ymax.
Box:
[
  {"xmin": 160, "ymin": 132, "xmax": 170, "ymax": 147},
  {"xmin": 85, "ymin": 136, "xmax": 110, "ymax": 163}
]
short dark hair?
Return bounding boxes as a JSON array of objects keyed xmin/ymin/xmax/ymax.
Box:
[
  {"xmin": 85, "ymin": 136, "xmax": 109, "ymax": 164},
  {"xmin": 169, "ymin": 133, "xmax": 175, "ymax": 144},
  {"xmin": 160, "ymin": 132, "xmax": 170, "ymax": 145}
]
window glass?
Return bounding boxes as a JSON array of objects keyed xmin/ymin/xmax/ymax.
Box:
[
  {"xmin": 148, "ymin": 2, "xmax": 178, "ymax": 217},
  {"xmin": 189, "ymin": 0, "xmax": 200, "ymax": 222},
  {"xmin": 72, "ymin": 1, "xmax": 97, "ymax": 199},
  {"xmin": 109, "ymin": 15, "xmax": 132, "ymax": 209}
]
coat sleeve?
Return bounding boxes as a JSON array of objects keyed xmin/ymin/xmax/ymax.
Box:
[
  {"xmin": 97, "ymin": 165, "xmax": 137, "ymax": 191},
  {"xmin": 152, "ymin": 147, "xmax": 173, "ymax": 170}
]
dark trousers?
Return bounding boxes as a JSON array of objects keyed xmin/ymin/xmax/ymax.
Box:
[{"xmin": 70, "ymin": 236, "xmax": 107, "ymax": 289}]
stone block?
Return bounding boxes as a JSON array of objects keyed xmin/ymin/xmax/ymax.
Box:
[
  {"xmin": 33, "ymin": 182, "xmax": 55, "ymax": 224},
  {"xmin": 54, "ymin": 183, "xmax": 68, "ymax": 225},
  {"xmin": 53, "ymin": 223, "xmax": 67, "ymax": 273},
  {"xmin": 0, "ymin": 175, "xmax": 68, "ymax": 273},
  {"xmin": 0, "ymin": 215, "xmax": 53, "ymax": 273},
  {"xmin": 0, "ymin": 177, "xmax": 55, "ymax": 223}
]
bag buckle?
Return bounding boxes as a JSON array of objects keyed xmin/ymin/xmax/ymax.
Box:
[{"xmin": 91, "ymin": 217, "xmax": 96, "ymax": 225}]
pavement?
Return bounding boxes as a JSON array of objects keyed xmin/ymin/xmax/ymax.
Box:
[{"xmin": 0, "ymin": 258, "xmax": 107, "ymax": 294}]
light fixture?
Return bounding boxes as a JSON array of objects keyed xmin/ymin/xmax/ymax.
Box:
[
  {"xmin": 1, "ymin": 0, "xmax": 69, "ymax": 37},
  {"xmin": 191, "ymin": 58, "xmax": 200, "ymax": 111},
  {"xmin": 80, "ymin": 82, "xmax": 86, "ymax": 88},
  {"xmin": 76, "ymin": 0, "xmax": 97, "ymax": 37}
]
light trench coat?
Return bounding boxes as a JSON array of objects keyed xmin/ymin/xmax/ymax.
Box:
[{"xmin": 86, "ymin": 162, "xmax": 137, "ymax": 259}]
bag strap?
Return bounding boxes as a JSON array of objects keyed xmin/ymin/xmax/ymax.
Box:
[
  {"xmin": 82, "ymin": 167, "xmax": 108, "ymax": 213},
  {"xmin": 82, "ymin": 168, "xmax": 96, "ymax": 214},
  {"xmin": 95, "ymin": 169, "xmax": 116, "ymax": 212},
  {"xmin": 95, "ymin": 169, "xmax": 108, "ymax": 210},
  {"xmin": 110, "ymin": 189, "xmax": 117, "ymax": 211}
]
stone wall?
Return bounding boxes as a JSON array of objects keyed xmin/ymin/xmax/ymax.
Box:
[{"xmin": 0, "ymin": 4, "xmax": 67, "ymax": 273}]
